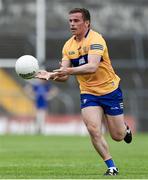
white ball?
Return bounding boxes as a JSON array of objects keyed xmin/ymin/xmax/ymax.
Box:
[{"xmin": 15, "ymin": 55, "xmax": 39, "ymax": 79}]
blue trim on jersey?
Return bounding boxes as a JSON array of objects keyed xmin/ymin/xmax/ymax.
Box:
[
  {"xmin": 71, "ymin": 54, "xmax": 88, "ymax": 67},
  {"xmin": 85, "ymin": 29, "xmax": 90, "ymax": 38},
  {"xmin": 80, "ymin": 87, "xmax": 124, "ymax": 115},
  {"xmin": 71, "ymin": 55, "xmax": 103, "ymax": 67}
]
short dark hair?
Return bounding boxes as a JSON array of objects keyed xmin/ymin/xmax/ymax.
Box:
[{"xmin": 69, "ymin": 8, "xmax": 91, "ymax": 22}]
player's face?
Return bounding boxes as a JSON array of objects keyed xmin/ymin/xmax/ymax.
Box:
[{"xmin": 69, "ymin": 13, "xmax": 89, "ymax": 36}]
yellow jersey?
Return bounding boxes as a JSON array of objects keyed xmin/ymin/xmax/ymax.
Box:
[{"xmin": 62, "ymin": 29, "xmax": 120, "ymax": 96}]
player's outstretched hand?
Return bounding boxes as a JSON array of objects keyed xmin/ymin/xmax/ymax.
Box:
[{"xmin": 35, "ymin": 70, "xmax": 57, "ymax": 80}]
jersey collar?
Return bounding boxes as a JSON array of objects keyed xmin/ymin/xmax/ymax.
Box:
[{"xmin": 84, "ymin": 28, "xmax": 90, "ymax": 38}]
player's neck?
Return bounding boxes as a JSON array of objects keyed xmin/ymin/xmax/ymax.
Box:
[{"xmin": 75, "ymin": 28, "xmax": 90, "ymax": 42}]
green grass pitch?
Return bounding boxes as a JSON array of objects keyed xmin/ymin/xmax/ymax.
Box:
[{"xmin": 0, "ymin": 133, "xmax": 148, "ymax": 179}]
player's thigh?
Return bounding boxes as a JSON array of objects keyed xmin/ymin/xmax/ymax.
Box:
[
  {"xmin": 81, "ymin": 106, "xmax": 104, "ymax": 133},
  {"xmin": 106, "ymin": 114, "xmax": 126, "ymax": 140}
]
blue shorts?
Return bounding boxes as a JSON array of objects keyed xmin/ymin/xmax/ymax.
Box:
[{"xmin": 80, "ymin": 87, "xmax": 124, "ymax": 115}]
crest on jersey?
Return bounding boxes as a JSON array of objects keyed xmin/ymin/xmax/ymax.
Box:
[{"xmin": 83, "ymin": 46, "xmax": 89, "ymax": 54}]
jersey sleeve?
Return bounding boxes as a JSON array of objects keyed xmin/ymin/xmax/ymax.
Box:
[
  {"xmin": 62, "ymin": 43, "xmax": 70, "ymax": 61},
  {"xmin": 88, "ymin": 34, "xmax": 106, "ymax": 56}
]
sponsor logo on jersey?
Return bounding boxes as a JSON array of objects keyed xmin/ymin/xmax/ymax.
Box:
[
  {"xmin": 69, "ymin": 51, "xmax": 75, "ymax": 55},
  {"xmin": 79, "ymin": 57, "xmax": 86, "ymax": 65}
]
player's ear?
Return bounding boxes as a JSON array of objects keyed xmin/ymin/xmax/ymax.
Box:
[{"xmin": 85, "ymin": 20, "xmax": 90, "ymax": 28}]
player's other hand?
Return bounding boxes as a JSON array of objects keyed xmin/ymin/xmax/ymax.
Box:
[
  {"xmin": 35, "ymin": 70, "xmax": 58, "ymax": 80},
  {"xmin": 53, "ymin": 67, "xmax": 72, "ymax": 76}
]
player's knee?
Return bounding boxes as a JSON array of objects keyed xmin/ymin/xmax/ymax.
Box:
[
  {"xmin": 86, "ymin": 124, "xmax": 102, "ymax": 140},
  {"xmin": 111, "ymin": 131, "xmax": 124, "ymax": 141}
]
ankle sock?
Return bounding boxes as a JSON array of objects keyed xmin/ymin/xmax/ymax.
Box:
[{"xmin": 104, "ymin": 158, "xmax": 116, "ymax": 168}]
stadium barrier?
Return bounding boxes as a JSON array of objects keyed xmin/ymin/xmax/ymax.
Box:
[{"xmin": 0, "ymin": 114, "xmax": 136, "ymax": 135}]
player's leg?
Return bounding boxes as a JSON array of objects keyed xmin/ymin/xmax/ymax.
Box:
[
  {"xmin": 81, "ymin": 106, "xmax": 118, "ymax": 175},
  {"xmin": 102, "ymin": 87, "xmax": 132, "ymax": 143},
  {"xmin": 82, "ymin": 106, "xmax": 111, "ymax": 160},
  {"xmin": 106, "ymin": 114, "xmax": 126, "ymax": 141},
  {"xmin": 106, "ymin": 114, "xmax": 132, "ymax": 143}
]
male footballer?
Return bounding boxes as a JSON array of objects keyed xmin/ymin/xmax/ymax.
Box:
[{"xmin": 36, "ymin": 8, "xmax": 132, "ymax": 176}]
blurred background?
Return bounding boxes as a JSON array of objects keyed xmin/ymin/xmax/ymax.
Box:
[{"xmin": 0, "ymin": 0, "xmax": 147, "ymax": 134}]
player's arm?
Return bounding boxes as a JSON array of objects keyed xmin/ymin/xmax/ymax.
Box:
[{"xmin": 54, "ymin": 54, "xmax": 101, "ymax": 76}]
